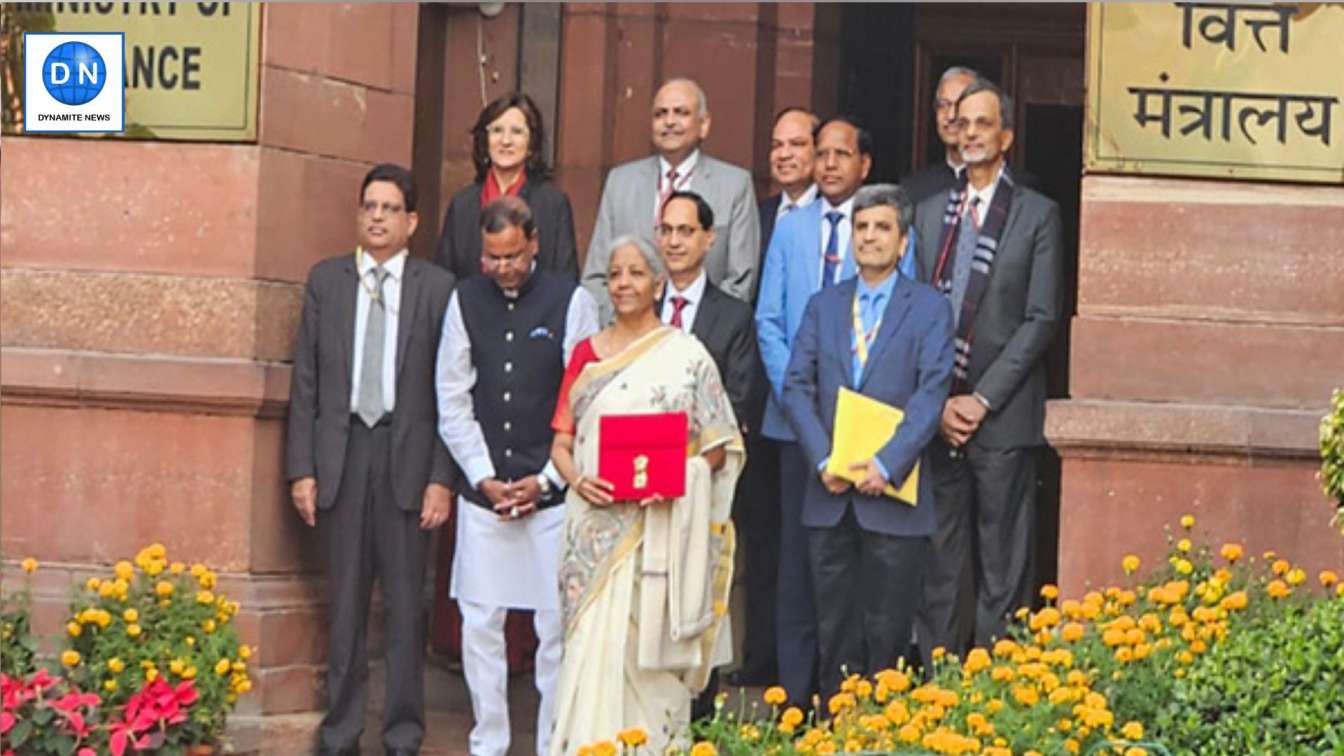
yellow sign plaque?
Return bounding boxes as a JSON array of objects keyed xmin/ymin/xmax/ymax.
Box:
[
  {"xmin": 3, "ymin": 2, "xmax": 260, "ymax": 141},
  {"xmin": 1086, "ymin": 3, "xmax": 1343, "ymax": 184}
]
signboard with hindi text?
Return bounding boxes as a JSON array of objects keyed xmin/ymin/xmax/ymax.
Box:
[
  {"xmin": 1086, "ymin": 3, "xmax": 1343, "ymax": 184},
  {"xmin": 2, "ymin": 2, "xmax": 260, "ymax": 141}
]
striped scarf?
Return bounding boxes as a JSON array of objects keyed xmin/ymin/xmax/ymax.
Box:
[{"xmin": 930, "ymin": 170, "xmax": 1015, "ymax": 389}]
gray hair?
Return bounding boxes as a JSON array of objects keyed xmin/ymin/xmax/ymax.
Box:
[
  {"xmin": 608, "ymin": 234, "xmax": 665, "ymax": 278},
  {"xmin": 659, "ymin": 77, "xmax": 709, "ymax": 117},
  {"xmin": 938, "ymin": 66, "xmax": 982, "ymax": 90},
  {"xmin": 957, "ymin": 77, "xmax": 1015, "ymax": 131},
  {"xmin": 853, "ymin": 184, "xmax": 914, "ymax": 237}
]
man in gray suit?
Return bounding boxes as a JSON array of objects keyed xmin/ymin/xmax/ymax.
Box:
[
  {"xmin": 582, "ymin": 77, "xmax": 760, "ymax": 321},
  {"xmin": 287, "ymin": 164, "xmax": 457, "ymax": 756},
  {"xmin": 912, "ymin": 79, "xmax": 1063, "ymax": 658}
]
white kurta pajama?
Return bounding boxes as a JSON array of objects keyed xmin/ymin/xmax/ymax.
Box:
[{"xmin": 436, "ymin": 280, "xmax": 599, "ymax": 756}]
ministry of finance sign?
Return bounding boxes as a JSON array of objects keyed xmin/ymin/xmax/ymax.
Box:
[
  {"xmin": 1086, "ymin": 3, "xmax": 1343, "ymax": 184},
  {"xmin": 3, "ymin": 3, "xmax": 259, "ymax": 141}
]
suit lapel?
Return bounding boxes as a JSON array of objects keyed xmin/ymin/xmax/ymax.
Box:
[
  {"xmin": 690, "ymin": 284, "xmax": 717, "ymax": 340},
  {"xmin": 831, "ymin": 279, "xmax": 857, "ymax": 386},
  {"xmin": 395, "ymin": 260, "xmax": 422, "ymax": 377},
  {"xmin": 339, "ymin": 256, "xmax": 359, "ymax": 382},
  {"xmin": 857, "ymin": 278, "xmax": 914, "ymax": 391}
]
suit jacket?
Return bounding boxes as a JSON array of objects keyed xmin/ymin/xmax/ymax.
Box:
[
  {"xmin": 913, "ymin": 176, "xmax": 1063, "ymax": 450},
  {"xmin": 754, "ymin": 198, "xmax": 858, "ymax": 442},
  {"xmin": 660, "ymin": 280, "xmax": 764, "ymax": 430},
  {"xmin": 286, "ymin": 253, "xmax": 458, "ymax": 512},
  {"xmin": 435, "ymin": 179, "xmax": 578, "ymax": 282},
  {"xmin": 583, "ymin": 153, "xmax": 760, "ymax": 320},
  {"xmin": 753, "ymin": 194, "xmax": 782, "ymax": 305},
  {"xmin": 901, "ymin": 161, "xmax": 958, "ymax": 206},
  {"xmin": 781, "ymin": 275, "xmax": 954, "ymax": 537}
]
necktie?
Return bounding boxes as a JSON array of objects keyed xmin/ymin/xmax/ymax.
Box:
[
  {"xmin": 822, "ymin": 210, "xmax": 843, "ymax": 288},
  {"xmin": 356, "ymin": 266, "xmax": 388, "ymax": 427},
  {"xmin": 669, "ymin": 295, "xmax": 690, "ymax": 329},
  {"xmin": 950, "ymin": 197, "xmax": 980, "ymax": 324},
  {"xmin": 657, "ymin": 168, "xmax": 680, "ymax": 219}
]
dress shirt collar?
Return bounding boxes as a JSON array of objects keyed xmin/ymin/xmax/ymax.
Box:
[
  {"xmin": 658, "ymin": 149, "xmax": 700, "ymax": 181},
  {"xmin": 947, "ymin": 154, "xmax": 965, "ymax": 177},
  {"xmin": 778, "ymin": 183, "xmax": 819, "ymax": 217},
  {"xmin": 965, "ymin": 164, "xmax": 1005, "ymax": 211},
  {"xmin": 357, "ymin": 248, "xmax": 407, "ymax": 281},
  {"xmin": 856, "ymin": 268, "xmax": 899, "ymax": 307},
  {"xmin": 823, "ymin": 194, "xmax": 856, "ymax": 221},
  {"xmin": 666, "ymin": 268, "xmax": 707, "ymax": 304}
]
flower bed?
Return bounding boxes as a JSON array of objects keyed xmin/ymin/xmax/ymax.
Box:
[
  {"xmin": 576, "ymin": 516, "xmax": 1344, "ymax": 755},
  {"xmin": 1, "ymin": 545, "xmax": 252, "ymax": 754}
]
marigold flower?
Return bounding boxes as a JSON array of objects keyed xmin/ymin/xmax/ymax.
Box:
[
  {"xmin": 1125, "ymin": 749, "xmax": 1149, "ymax": 756},
  {"xmin": 1039, "ymin": 583, "xmax": 1059, "ymax": 601},
  {"xmin": 123, "ymin": 608, "xmax": 138, "ymax": 623},
  {"xmin": 963, "ymin": 647, "xmax": 991, "ymax": 674},
  {"xmin": 1173, "ymin": 558, "xmax": 1193, "ymax": 575},
  {"xmin": 1219, "ymin": 591, "xmax": 1248, "ymax": 611},
  {"xmin": 126, "ymin": 623, "xmax": 142, "ymax": 638},
  {"xmin": 215, "ymin": 658, "xmax": 232, "ymax": 676},
  {"xmin": 1321, "ymin": 570, "xmax": 1340, "ymax": 588},
  {"xmin": 155, "ymin": 580, "xmax": 175, "ymax": 597},
  {"xmin": 107, "ymin": 657, "xmax": 125, "ymax": 673},
  {"xmin": 1267, "ymin": 579, "xmax": 1291, "ymax": 599},
  {"xmin": 203, "ymin": 619, "xmax": 217, "ymax": 633},
  {"xmin": 763, "ymin": 685, "xmax": 787, "ymax": 706},
  {"xmin": 1121, "ymin": 554, "xmax": 1140, "ymax": 575},
  {"xmin": 616, "ymin": 728, "xmax": 647, "ymax": 747},
  {"xmin": 1218, "ymin": 543, "xmax": 1243, "ymax": 563},
  {"xmin": 1176, "ymin": 538, "xmax": 1192, "ymax": 553},
  {"xmin": 1286, "ymin": 567, "xmax": 1306, "ymax": 586},
  {"xmin": 1271, "ymin": 559, "xmax": 1290, "ymax": 576},
  {"xmin": 239, "ymin": 644, "xmax": 253, "ymax": 660},
  {"xmin": 114, "ymin": 560, "xmax": 135, "ymax": 581},
  {"xmin": 781, "ymin": 705, "xmax": 805, "ymax": 727},
  {"xmin": 1122, "ymin": 720, "xmax": 1144, "ymax": 740},
  {"xmin": 689, "ymin": 742, "xmax": 717, "ymax": 756},
  {"xmin": 85, "ymin": 577, "xmax": 101, "ymax": 591},
  {"xmin": 104, "ymin": 679, "xmax": 118, "ymax": 692},
  {"xmin": 21, "ymin": 557, "xmax": 39, "ymax": 573}
]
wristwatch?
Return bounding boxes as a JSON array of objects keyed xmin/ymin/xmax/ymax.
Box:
[{"xmin": 536, "ymin": 473, "xmax": 553, "ymax": 498}]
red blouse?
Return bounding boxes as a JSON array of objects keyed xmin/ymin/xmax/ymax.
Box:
[{"xmin": 551, "ymin": 337, "xmax": 600, "ymax": 434}]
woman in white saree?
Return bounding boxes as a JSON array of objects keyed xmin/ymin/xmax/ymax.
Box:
[{"xmin": 546, "ymin": 236, "xmax": 744, "ymax": 754}]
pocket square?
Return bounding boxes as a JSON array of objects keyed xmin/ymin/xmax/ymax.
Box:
[{"xmin": 529, "ymin": 326, "xmax": 554, "ymax": 340}]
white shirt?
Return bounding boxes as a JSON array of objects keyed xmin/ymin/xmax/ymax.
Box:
[
  {"xmin": 965, "ymin": 165, "xmax": 1005, "ymax": 227},
  {"xmin": 659, "ymin": 269, "xmax": 708, "ymax": 333},
  {"xmin": 349, "ymin": 249, "xmax": 405, "ymax": 414},
  {"xmin": 817, "ymin": 195, "xmax": 856, "ymax": 287},
  {"xmin": 435, "ymin": 285, "xmax": 600, "ymax": 490},
  {"xmin": 776, "ymin": 183, "xmax": 819, "ymax": 219},
  {"xmin": 654, "ymin": 149, "xmax": 700, "ymax": 217}
]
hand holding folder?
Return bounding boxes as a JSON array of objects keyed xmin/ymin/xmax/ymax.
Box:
[{"xmin": 825, "ymin": 387, "xmax": 919, "ymax": 505}]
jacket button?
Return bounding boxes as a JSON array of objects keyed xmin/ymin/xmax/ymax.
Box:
[
  {"xmin": 505, "ymin": 331, "xmax": 514, "ymax": 342},
  {"xmin": 504, "ymin": 362, "xmax": 513, "ymax": 372},
  {"xmin": 504, "ymin": 421, "xmax": 512, "ymax": 432},
  {"xmin": 507, "ymin": 303, "xmax": 515, "ymax": 311},
  {"xmin": 503, "ymin": 391, "xmax": 511, "ymax": 402},
  {"xmin": 504, "ymin": 448, "xmax": 513, "ymax": 458}
]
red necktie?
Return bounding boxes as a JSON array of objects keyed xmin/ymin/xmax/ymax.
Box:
[
  {"xmin": 670, "ymin": 296, "xmax": 690, "ymax": 329},
  {"xmin": 657, "ymin": 168, "xmax": 680, "ymax": 219}
]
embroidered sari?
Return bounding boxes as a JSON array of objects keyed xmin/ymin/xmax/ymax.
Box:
[{"xmin": 548, "ymin": 326, "xmax": 744, "ymax": 754}]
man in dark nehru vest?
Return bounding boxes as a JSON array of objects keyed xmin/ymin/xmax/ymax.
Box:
[{"xmin": 435, "ymin": 195, "xmax": 598, "ymax": 756}]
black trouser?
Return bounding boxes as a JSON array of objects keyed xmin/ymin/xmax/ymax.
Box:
[
  {"xmin": 809, "ymin": 506, "xmax": 928, "ymax": 699},
  {"xmin": 775, "ymin": 441, "xmax": 818, "ymax": 707},
  {"xmin": 916, "ymin": 440, "xmax": 1037, "ymax": 666},
  {"xmin": 735, "ymin": 432, "xmax": 781, "ymax": 681},
  {"xmin": 318, "ymin": 418, "xmax": 431, "ymax": 753}
]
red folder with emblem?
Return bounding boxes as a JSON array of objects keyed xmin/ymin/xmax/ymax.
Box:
[{"xmin": 598, "ymin": 412, "xmax": 689, "ymax": 500}]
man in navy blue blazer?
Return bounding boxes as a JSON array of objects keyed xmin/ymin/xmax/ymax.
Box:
[{"xmin": 782, "ymin": 183, "xmax": 954, "ymax": 698}]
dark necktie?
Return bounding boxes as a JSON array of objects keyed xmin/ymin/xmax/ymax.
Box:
[
  {"xmin": 822, "ymin": 210, "xmax": 843, "ymax": 288},
  {"xmin": 669, "ymin": 295, "xmax": 690, "ymax": 329}
]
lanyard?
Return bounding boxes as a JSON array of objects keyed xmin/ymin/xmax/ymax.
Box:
[{"xmin": 851, "ymin": 293, "xmax": 883, "ymax": 368}]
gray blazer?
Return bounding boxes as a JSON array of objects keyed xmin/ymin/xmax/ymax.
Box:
[
  {"xmin": 285, "ymin": 253, "xmax": 458, "ymax": 512},
  {"xmin": 582, "ymin": 153, "xmax": 760, "ymax": 321},
  {"xmin": 913, "ymin": 179, "xmax": 1063, "ymax": 450}
]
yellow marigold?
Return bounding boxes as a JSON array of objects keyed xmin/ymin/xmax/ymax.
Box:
[
  {"xmin": 59, "ymin": 649, "xmax": 81, "ymax": 667},
  {"xmin": 898, "ymin": 723, "xmax": 921, "ymax": 743},
  {"xmin": 1173, "ymin": 558, "xmax": 1193, "ymax": 576},
  {"xmin": 1012, "ymin": 686, "xmax": 1039, "ymax": 706},
  {"xmin": 1176, "ymin": 538, "xmax": 1192, "ymax": 553},
  {"xmin": 690, "ymin": 742, "xmax": 718, "ymax": 756},
  {"xmin": 1040, "ymin": 584, "xmax": 1059, "ymax": 601},
  {"xmin": 931, "ymin": 646, "xmax": 946, "ymax": 661},
  {"xmin": 126, "ymin": 623, "xmax": 142, "ymax": 638},
  {"xmin": 1337, "ymin": 583, "xmax": 1344, "ymax": 598},
  {"xmin": 197, "ymin": 590, "xmax": 216, "ymax": 605},
  {"xmin": 170, "ymin": 561, "xmax": 186, "ymax": 574},
  {"xmin": 1286, "ymin": 568, "xmax": 1306, "ymax": 586},
  {"xmin": 114, "ymin": 560, "xmax": 134, "ymax": 581},
  {"xmin": 85, "ymin": 577, "xmax": 101, "ymax": 591},
  {"xmin": 202, "ymin": 618, "xmax": 217, "ymax": 633},
  {"xmin": 1267, "ymin": 579, "xmax": 1291, "ymax": 599},
  {"xmin": 215, "ymin": 658, "xmax": 231, "ymax": 676},
  {"xmin": 21, "ymin": 557, "xmax": 38, "ymax": 573},
  {"xmin": 1121, "ymin": 721, "xmax": 1144, "ymax": 740},
  {"xmin": 828, "ymin": 692, "xmax": 856, "ymax": 715},
  {"xmin": 1121, "ymin": 554, "xmax": 1140, "ymax": 575},
  {"xmin": 1271, "ymin": 559, "xmax": 1290, "ymax": 576},
  {"xmin": 1220, "ymin": 591, "xmax": 1248, "ymax": 611},
  {"xmin": 763, "ymin": 685, "xmax": 788, "ymax": 706},
  {"xmin": 781, "ymin": 706, "xmax": 805, "ymax": 727},
  {"xmin": 155, "ymin": 580, "xmax": 174, "ymax": 597},
  {"xmin": 103, "ymin": 679, "xmax": 118, "ymax": 692},
  {"xmin": 1125, "ymin": 749, "xmax": 1149, "ymax": 756},
  {"xmin": 183, "ymin": 665, "xmax": 198, "ymax": 680},
  {"xmin": 992, "ymin": 639, "xmax": 1019, "ymax": 658},
  {"xmin": 1219, "ymin": 543, "xmax": 1243, "ymax": 563},
  {"xmin": 169, "ymin": 659, "xmax": 186, "ymax": 676},
  {"xmin": 1029, "ymin": 607, "xmax": 1061, "ymax": 631},
  {"xmin": 963, "ymin": 647, "xmax": 991, "ymax": 674},
  {"xmin": 616, "ymin": 728, "xmax": 647, "ymax": 748},
  {"xmin": 239, "ymin": 644, "xmax": 253, "ymax": 660},
  {"xmin": 65, "ymin": 621, "xmax": 82, "ymax": 638},
  {"xmin": 1321, "ymin": 570, "xmax": 1340, "ymax": 588},
  {"xmin": 1180, "ymin": 514, "xmax": 1195, "ymax": 529},
  {"xmin": 123, "ymin": 608, "xmax": 138, "ymax": 623},
  {"xmin": 107, "ymin": 657, "xmax": 125, "ymax": 673},
  {"xmin": 985, "ymin": 698, "xmax": 1005, "ymax": 714}
]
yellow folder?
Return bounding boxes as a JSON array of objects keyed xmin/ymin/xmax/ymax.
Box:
[{"xmin": 825, "ymin": 387, "xmax": 919, "ymax": 505}]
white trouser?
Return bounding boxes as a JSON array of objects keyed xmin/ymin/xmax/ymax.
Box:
[{"xmin": 459, "ymin": 598, "xmax": 563, "ymax": 756}]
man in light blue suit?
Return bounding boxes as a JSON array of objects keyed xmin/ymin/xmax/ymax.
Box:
[
  {"xmin": 781, "ymin": 183, "xmax": 953, "ymax": 697},
  {"xmin": 754, "ymin": 115, "xmax": 871, "ymax": 708}
]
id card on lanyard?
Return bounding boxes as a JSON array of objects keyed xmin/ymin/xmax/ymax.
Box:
[{"xmin": 851, "ymin": 293, "xmax": 882, "ymax": 382}]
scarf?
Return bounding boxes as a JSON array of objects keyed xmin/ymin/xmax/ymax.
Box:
[
  {"xmin": 480, "ymin": 168, "xmax": 526, "ymax": 208},
  {"xmin": 930, "ymin": 169, "xmax": 1015, "ymax": 390}
]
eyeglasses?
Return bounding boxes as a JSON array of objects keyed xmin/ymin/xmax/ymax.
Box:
[
  {"xmin": 480, "ymin": 251, "xmax": 529, "ymax": 269},
  {"xmin": 655, "ymin": 223, "xmax": 703, "ymax": 241},
  {"xmin": 360, "ymin": 201, "xmax": 405, "ymax": 215}
]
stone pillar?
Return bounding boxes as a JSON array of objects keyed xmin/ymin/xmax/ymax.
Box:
[
  {"xmin": 1048, "ymin": 175, "xmax": 1344, "ymax": 594},
  {"xmin": 0, "ymin": 4, "xmax": 420, "ymax": 753}
]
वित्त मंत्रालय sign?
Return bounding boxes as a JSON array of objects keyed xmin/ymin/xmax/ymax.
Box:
[
  {"xmin": 4, "ymin": 2, "xmax": 259, "ymax": 141},
  {"xmin": 1085, "ymin": 2, "xmax": 1343, "ymax": 184}
]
